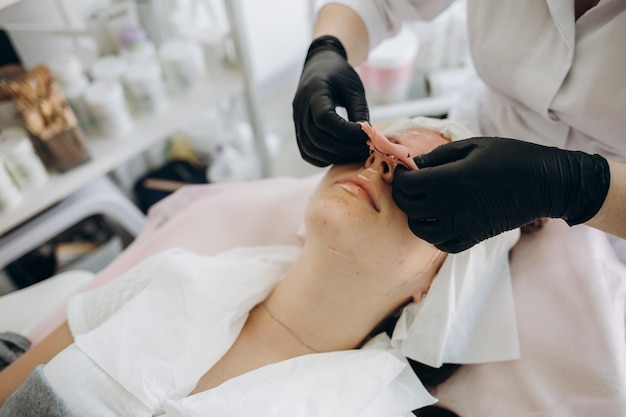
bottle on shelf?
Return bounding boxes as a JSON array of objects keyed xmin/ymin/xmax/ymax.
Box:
[
  {"xmin": 47, "ymin": 55, "xmax": 96, "ymax": 133},
  {"xmin": 158, "ymin": 39, "xmax": 206, "ymax": 93},
  {"xmin": 0, "ymin": 127, "xmax": 49, "ymax": 189},
  {"xmin": 0, "ymin": 159, "xmax": 22, "ymax": 212},
  {"xmin": 84, "ymin": 80, "xmax": 134, "ymax": 137},
  {"xmin": 122, "ymin": 59, "xmax": 168, "ymax": 115}
]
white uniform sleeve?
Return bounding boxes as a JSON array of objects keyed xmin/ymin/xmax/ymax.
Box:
[
  {"xmin": 66, "ymin": 248, "xmax": 181, "ymax": 336},
  {"xmin": 315, "ymin": 0, "xmax": 455, "ymax": 49}
]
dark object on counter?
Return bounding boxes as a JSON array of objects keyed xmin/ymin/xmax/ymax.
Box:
[
  {"xmin": 0, "ymin": 30, "xmax": 21, "ymax": 67},
  {"xmin": 5, "ymin": 215, "xmax": 114, "ymax": 289},
  {"xmin": 0, "ymin": 332, "xmax": 31, "ymax": 372},
  {"xmin": 134, "ymin": 159, "xmax": 208, "ymax": 213}
]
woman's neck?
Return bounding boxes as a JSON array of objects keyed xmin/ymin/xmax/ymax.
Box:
[
  {"xmin": 191, "ymin": 242, "xmax": 440, "ymax": 394},
  {"xmin": 261, "ymin": 242, "xmax": 412, "ymax": 353}
]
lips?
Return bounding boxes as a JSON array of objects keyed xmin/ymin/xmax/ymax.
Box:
[{"xmin": 337, "ymin": 175, "xmax": 381, "ymax": 211}]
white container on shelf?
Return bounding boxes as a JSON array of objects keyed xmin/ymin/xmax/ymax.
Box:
[
  {"xmin": 90, "ymin": 55, "xmax": 128, "ymax": 82},
  {"xmin": 0, "ymin": 160, "xmax": 22, "ymax": 212},
  {"xmin": 122, "ymin": 40, "xmax": 157, "ymax": 64},
  {"xmin": 198, "ymin": 28, "xmax": 230, "ymax": 77},
  {"xmin": 61, "ymin": 75, "xmax": 96, "ymax": 132},
  {"xmin": 159, "ymin": 39, "xmax": 206, "ymax": 91},
  {"xmin": 47, "ymin": 55, "xmax": 84, "ymax": 89},
  {"xmin": 207, "ymin": 144, "xmax": 259, "ymax": 183},
  {"xmin": 63, "ymin": 75, "xmax": 95, "ymax": 132},
  {"xmin": 120, "ymin": 27, "xmax": 158, "ymax": 64},
  {"xmin": 358, "ymin": 26, "xmax": 419, "ymax": 104},
  {"xmin": 0, "ymin": 127, "xmax": 49, "ymax": 189},
  {"xmin": 122, "ymin": 59, "xmax": 168, "ymax": 115},
  {"xmin": 84, "ymin": 80, "xmax": 133, "ymax": 137},
  {"xmin": 47, "ymin": 54, "xmax": 95, "ymax": 131}
]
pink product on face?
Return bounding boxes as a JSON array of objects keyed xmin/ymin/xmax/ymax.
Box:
[{"xmin": 358, "ymin": 122, "xmax": 418, "ymax": 170}]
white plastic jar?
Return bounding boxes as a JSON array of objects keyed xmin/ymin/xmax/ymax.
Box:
[
  {"xmin": 84, "ymin": 80, "xmax": 133, "ymax": 137},
  {"xmin": 90, "ymin": 55, "xmax": 128, "ymax": 82},
  {"xmin": 159, "ymin": 39, "xmax": 206, "ymax": 91},
  {"xmin": 48, "ymin": 55, "xmax": 95, "ymax": 131},
  {"xmin": 198, "ymin": 28, "xmax": 230, "ymax": 77},
  {"xmin": 122, "ymin": 40, "xmax": 157, "ymax": 64},
  {"xmin": 123, "ymin": 59, "xmax": 168, "ymax": 115},
  {"xmin": 0, "ymin": 159, "xmax": 22, "ymax": 211},
  {"xmin": 47, "ymin": 54, "xmax": 84, "ymax": 88},
  {"xmin": 0, "ymin": 127, "xmax": 49, "ymax": 189},
  {"xmin": 62, "ymin": 75, "xmax": 96, "ymax": 132}
]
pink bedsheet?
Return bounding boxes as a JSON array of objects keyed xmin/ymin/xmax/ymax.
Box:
[
  {"xmin": 86, "ymin": 174, "xmax": 322, "ymax": 289},
  {"xmin": 29, "ymin": 174, "xmax": 321, "ymax": 343},
  {"xmin": 30, "ymin": 174, "xmax": 626, "ymax": 416},
  {"xmin": 435, "ymin": 218, "xmax": 626, "ymax": 416}
]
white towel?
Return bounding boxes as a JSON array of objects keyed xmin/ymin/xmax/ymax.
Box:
[{"xmin": 384, "ymin": 117, "xmax": 521, "ymax": 367}]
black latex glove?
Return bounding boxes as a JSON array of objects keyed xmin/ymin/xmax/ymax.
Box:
[
  {"xmin": 292, "ymin": 35, "xmax": 370, "ymax": 167},
  {"xmin": 392, "ymin": 137, "xmax": 611, "ymax": 253}
]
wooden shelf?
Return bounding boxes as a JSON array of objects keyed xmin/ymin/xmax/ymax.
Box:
[{"xmin": 0, "ymin": 70, "xmax": 244, "ymax": 236}]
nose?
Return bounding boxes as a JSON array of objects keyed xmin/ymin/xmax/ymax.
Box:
[{"xmin": 363, "ymin": 151, "xmax": 396, "ymax": 183}]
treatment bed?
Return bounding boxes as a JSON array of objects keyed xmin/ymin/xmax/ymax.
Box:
[{"xmin": 2, "ymin": 172, "xmax": 626, "ymax": 416}]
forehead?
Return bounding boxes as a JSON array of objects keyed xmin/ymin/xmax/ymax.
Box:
[{"xmin": 385, "ymin": 127, "xmax": 449, "ymax": 155}]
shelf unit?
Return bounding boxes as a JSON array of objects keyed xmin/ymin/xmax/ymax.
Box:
[
  {"xmin": 0, "ymin": 70, "xmax": 245, "ymax": 236},
  {"xmin": 0, "ymin": 0, "xmax": 273, "ymax": 239}
]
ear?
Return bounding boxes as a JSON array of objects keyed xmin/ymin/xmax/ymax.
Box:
[
  {"xmin": 409, "ymin": 251, "xmax": 447, "ymax": 302},
  {"xmin": 409, "ymin": 283, "xmax": 430, "ymax": 303}
]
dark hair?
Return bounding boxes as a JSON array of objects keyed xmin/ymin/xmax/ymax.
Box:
[
  {"xmin": 413, "ymin": 405, "xmax": 460, "ymax": 416},
  {"xmin": 407, "ymin": 360, "xmax": 460, "ymax": 389}
]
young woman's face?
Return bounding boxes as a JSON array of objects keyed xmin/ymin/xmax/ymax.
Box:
[{"xmin": 304, "ymin": 127, "xmax": 449, "ymax": 281}]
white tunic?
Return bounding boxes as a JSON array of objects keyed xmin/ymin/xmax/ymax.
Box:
[
  {"xmin": 42, "ymin": 247, "xmax": 434, "ymax": 417},
  {"xmin": 318, "ymin": 0, "xmax": 626, "ymax": 160}
]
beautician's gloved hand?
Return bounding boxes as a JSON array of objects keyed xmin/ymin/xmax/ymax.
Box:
[
  {"xmin": 292, "ymin": 35, "xmax": 370, "ymax": 167},
  {"xmin": 392, "ymin": 137, "xmax": 611, "ymax": 253}
]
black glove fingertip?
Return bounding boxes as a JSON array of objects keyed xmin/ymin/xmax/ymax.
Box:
[
  {"xmin": 412, "ymin": 154, "xmax": 428, "ymax": 169},
  {"xmin": 393, "ymin": 164, "xmax": 410, "ymax": 178},
  {"xmin": 436, "ymin": 239, "xmax": 474, "ymax": 254}
]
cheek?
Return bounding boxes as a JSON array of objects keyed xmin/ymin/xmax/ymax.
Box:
[
  {"xmin": 378, "ymin": 208, "xmax": 430, "ymax": 262},
  {"xmin": 385, "ymin": 204, "xmax": 413, "ymax": 239},
  {"xmin": 304, "ymin": 179, "xmax": 429, "ymax": 265},
  {"xmin": 304, "ymin": 191, "xmax": 365, "ymax": 254}
]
